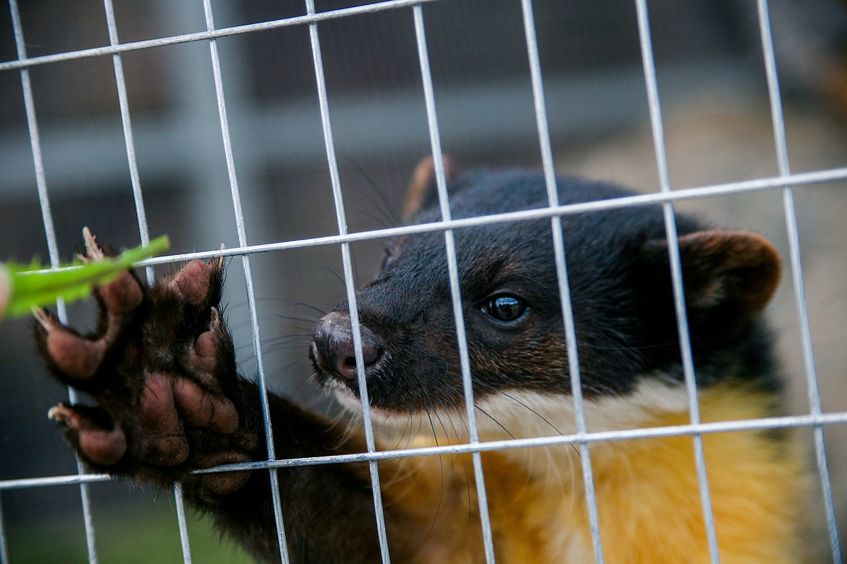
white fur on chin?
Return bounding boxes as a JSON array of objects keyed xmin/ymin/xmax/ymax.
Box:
[{"xmin": 325, "ymin": 376, "xmax": 690, "ymax": 442}]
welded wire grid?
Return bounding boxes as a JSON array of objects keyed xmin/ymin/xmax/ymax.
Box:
[{"xmin": 1, "ymin": 1, "xmax": 846, "ymax": 563}]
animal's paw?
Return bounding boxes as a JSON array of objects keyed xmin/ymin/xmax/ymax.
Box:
[{"xmin": 35, "ymin": 229, "xmax": 260, "ymax": 497}]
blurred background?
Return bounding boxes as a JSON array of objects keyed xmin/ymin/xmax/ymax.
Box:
[{"xmin": 1, "ymin": 0, "xmax": 845, "ymax": 562}]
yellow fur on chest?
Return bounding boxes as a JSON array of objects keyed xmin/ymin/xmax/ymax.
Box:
[{"xmin": 382, "ymin": 385, "xmax": 809, "ymax": 563}]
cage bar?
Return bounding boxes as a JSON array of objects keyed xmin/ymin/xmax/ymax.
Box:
[
  {"xmin": 4, "ymin": 411, "xmax": 847, "ymax": 494},
  {"xmin": 412, "ymin": 5, "xmax": 497, "ymax": 562},
  {"xmin": 8, "ymin": 1, "xmax": 100, "ymax": 562},
  {"xmin": 101, "ymin": 0, "xmax": 153, "ymax": 284},
  {"xmin": 518, "ymin": 1, "xmax": 607, "ymax": 561},
  {"xmin": 173, "ymin": 483, "xmax": 193, "ymax": 564},
  {"xmin": 101, "ymin": 0, "xmax": 148, "ymax": 252},
  {"xmin": 6, "ymin": 167, "xmax": 845, "ymax": 278},
  {"xmin": 756, "ymin": 1, "xmax": 843, "ymax": 561},
  {"xmin": 0, "ymin": 495, "xmax": 8, "ymax": 564},
  {"xmin": 200, "ymin": 2, "xmax": 291, "ymax": 562},
  {"xmin": 101, "ymin": 2, "xmax": 194, "ymax": 559},
  {"xmin": 121, "ymin": 165, "xmax": 847, "ymax": 268},
  {"xmin": 634, "ymin": 1, "xmax": 721, "ymax": 561},
  {"xmin": 302, "ymin": 0, "xmax": 392, "ymax": 561}
]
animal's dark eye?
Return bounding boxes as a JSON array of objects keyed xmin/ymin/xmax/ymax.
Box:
[{"xmin": 483, "ymin": 294, "xmax": 528, "ymax": 322}]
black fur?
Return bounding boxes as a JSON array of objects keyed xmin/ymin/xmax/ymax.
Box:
[{"xmin": 317, "ymin": 170, "xmax": 780, "ymax": 413}]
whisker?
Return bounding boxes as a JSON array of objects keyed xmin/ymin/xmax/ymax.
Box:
[
  {"xmin": 475, "ymin": 382, "xmax": 581, "ymax": 457},
  {"xmin": 344, "ymin": 156, "xmax": 401, "ymax": 225},
  {"xmin": 423, "ymin": 410, "xmax": 446, "ymax": 548},
  {"xmin": 317, "ymin": 266, "xmax": 347, "ymax": 289},
  {"xmin": 275, "ymin": 313, "xmax": 320, "ymax": 324},
  {"xmin": 474, "ymin": 403, "xmax": 516, "ymax": 440},
  {"xmin": 497, "ymin": 389, "xmax": 562, "ymax": 434},
  {"xmin": 235, "ymin": 333, "xmax": 313, "ymax": 351},
  {"xmin": 352, "ymin": 204, "xmax": 392, "ymax": 230},
  {"xmin": 293, "ymin": 302, "xmax": 327, "ymax": 317},
  {"xmin": 262, "ymin": 343, "xmax": 313, "ymax": 356}
]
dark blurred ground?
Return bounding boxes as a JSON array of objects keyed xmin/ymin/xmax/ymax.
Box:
[{"xmin": 0, "ymin": 0, "xmax": 845, "ymax": 561}]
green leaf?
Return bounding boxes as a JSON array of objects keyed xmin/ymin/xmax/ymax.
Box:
[{"xmin": 2, "ymin": 235, "xmax": 170, "ymax": 319}]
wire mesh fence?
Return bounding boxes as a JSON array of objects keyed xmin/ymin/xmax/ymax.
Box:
[{"xmin": 1, "ymin": 1, "xmax": 846, "ymax": 563}]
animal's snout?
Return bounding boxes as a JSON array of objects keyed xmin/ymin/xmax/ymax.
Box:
[{"xmin": 312, "ymin": 312, "xmax": 382, "ymax": 381}]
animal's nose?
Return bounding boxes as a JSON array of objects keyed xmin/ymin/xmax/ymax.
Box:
[{"xmin": 312, "ymin": 312, "xmax": 382, "ymax": 381}]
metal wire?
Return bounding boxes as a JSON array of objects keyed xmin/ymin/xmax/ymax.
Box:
[
  {"xmin": 4, "ymin": 411, "xmax": 847, "ymax": 492},
  {"xmin": 520, "ymin": 1, "xmax": 605, "ymax": 561},
  {"xmin": 303, "ymin": 0, "xmax": 391, "ymax": 560},
  {"xmin": 102, "ymin": 0, "xmax": 152, "ymax": 283},
  {"xmin": 173, "ymin": 483, "xmax": 193, "ymax": 564},
  {"xmin": 201, "ymin": 2, "xmax": 290, "ymax": 562},
  {"xmin": 127, "ymin": 165, "xmax": 844, "ymax": 265},
  {"xmin": 412, "ymin": 5, "xmax": 496, "ymax": 561},
  {"xmin": 634, "ymin": 1, "xmax": 721, "ymax": 561},
  {"xmin": 100, "ymin": 2, "xmax": 194, "ymax": 560},
  {"xmin": 8, "ymin": 1, "xmax": 99, "ymax": 562},
  {"xmin": 756, "ymin": 2, "xmax": 843, "ymax": 561},
  {"xmin": 0, "ymin": 495, "xmax": 8, "ymax": 564},
  {"xmin": 0, "ymin": 163, "xmax": 800, "ymax": 274},
  {"xmin": 11, "ymin": 166, "xmax": 846, "ymax": 278},
  {"xmin": 0, "ymin": 0, "xmax": 446, "ymax": 73}
]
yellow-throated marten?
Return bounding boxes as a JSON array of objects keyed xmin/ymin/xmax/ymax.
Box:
[{"xmin": 35, "ymin": 158, "xmax": 810, "ymax": 563}]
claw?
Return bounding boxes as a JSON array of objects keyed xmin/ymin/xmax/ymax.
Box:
[
  {"xmin": 33, "ymin": 307, "xmax": 57, "ymax": 331},
  {"xmin": 210, "ymin": 306, "xmax": 222, "ymax": 329},
  {"xmin": 212, "ymin": 244, "xmax": 226, "ymax": 271},
  {"xmin": 35, "ymin": 273, "xmax": 139, "ymax": 383},
  {"xmin": 81, "ymin": 227, "xmax": 105, "ymax": 262},
  {"xmin": 80, "ymin": 227, "xmax": 106, "ymax": 262},
  {"xmin": 49, "ymin": 403, "xmax": 127, "ymax": 466},
  {"xmin": 48, "ymin": 402, "xmax": 73, "ymax": 424}
]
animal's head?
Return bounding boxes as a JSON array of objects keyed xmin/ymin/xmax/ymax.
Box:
[{"xmin": 310, "ymin": 158, "xmax": 782, "ymax": 436}]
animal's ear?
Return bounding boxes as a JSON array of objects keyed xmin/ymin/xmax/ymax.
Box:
[
  {"xmin": 402, "ymin": 155, "xmax": 457, "ymax": 222},
  {"xmin": 641, "ymin": 230, "xmax": 782, "ymax": 318}
]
